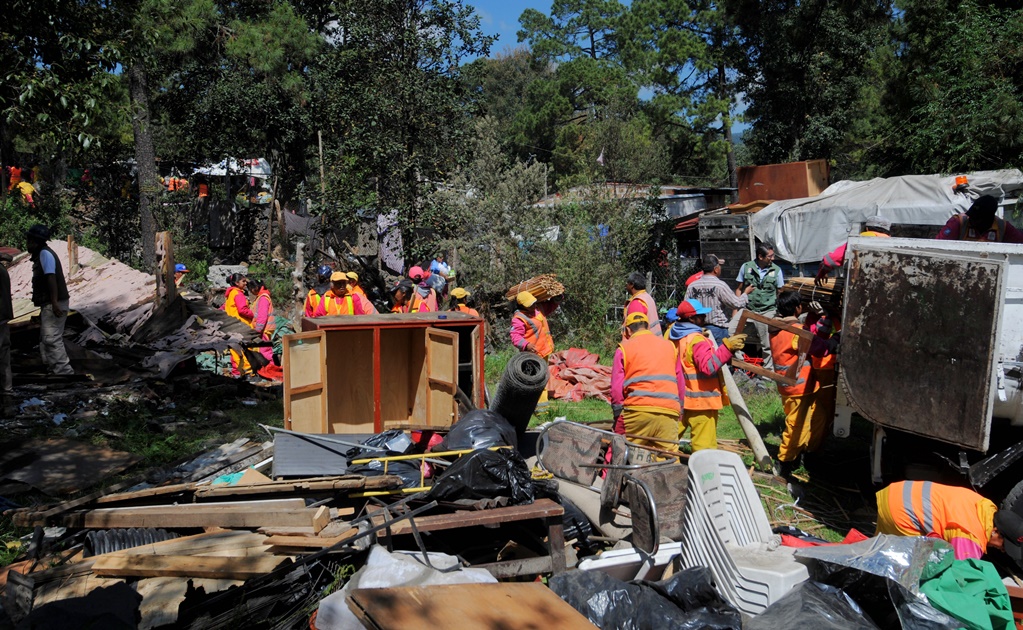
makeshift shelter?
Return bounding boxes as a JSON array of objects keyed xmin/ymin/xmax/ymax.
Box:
[{"xmin": 750, "ymin": 169, "xmax": 1023, "ymax": 264}]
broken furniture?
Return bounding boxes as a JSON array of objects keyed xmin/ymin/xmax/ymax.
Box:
[
  {"xmin": 347, "ymin": 583, "xmax": 595, "ymax": 630},
  {"xmin": 373, "ymin": 498, "xmax": 567, "ymax": 579},
  {"xmin": 680, "ymin": 449, "xmax": 812, "ymax": 615},
  {"xmin": 730, "ymin": 308, "xmax": 814, "ymax": 385},
  {"xmin": 285, "ymin": 312, "xmax": 485, "ymax": 434},
  {"xmin": 536, "ymin": 420, "xmax": 687, "ymax": 557}
]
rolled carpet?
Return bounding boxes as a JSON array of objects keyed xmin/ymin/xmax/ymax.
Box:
[{"xmin": 490, "ymin": 352, "xmax": 549, "ymax": 442}]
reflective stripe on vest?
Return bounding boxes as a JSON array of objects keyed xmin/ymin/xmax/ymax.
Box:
[
  {"xmin": 326, "ymin": 294, "xmax": 356, "ymax": 316},
  {"xmin": 770, "ymin": 326, "xmax": 811, "ymax": 397},
  {"xmin": 412, "ymin": 293, "xmax": 431, "ymax": 312},
  {"xmin": 678, "ymin": 332, "xmax": 724, "ymax": 410},
  {"xmin": 619, "ymin": 331, "xmax": 680, "ymax": 413},
  {"xmin": 957, "ymin": 214, "xmax": 1006, "ymax": 242},
  {"xmin": 514, "ymin": 310, "xmax": 554, "ymax": 358},
  {"xmin": 306, "ymin": 289, "xmax": 323, "ymax": 314},
  {"xmin": 903, "ymin": 480, "xmax": 934, "ymax": 534}
]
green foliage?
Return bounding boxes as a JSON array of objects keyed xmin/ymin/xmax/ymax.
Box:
[
  {"xmin": 246, "ymin": 260, "xmax": 295, "ymax": 308},
  {"xmin": 0, "ymin": 193, "xmax": 73, "ymax": 251}
]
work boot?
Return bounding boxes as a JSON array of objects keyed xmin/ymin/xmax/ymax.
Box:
[{"xmin": 773, "ymin": 459, "xmax": 796, "ymax": 480}]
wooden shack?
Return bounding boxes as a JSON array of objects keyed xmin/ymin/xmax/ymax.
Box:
[
  {"xmin": 698, "ymin": 213, "xmax": 755, "ymax": 290},
  {"xmin": 282, "ymin": 313, "xmax": 485, "ymax": 435}
]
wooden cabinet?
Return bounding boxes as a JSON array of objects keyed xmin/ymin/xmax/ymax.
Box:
[{"xmin": 282, "ymin": 313, "xmax": 485, "ymax": 434}]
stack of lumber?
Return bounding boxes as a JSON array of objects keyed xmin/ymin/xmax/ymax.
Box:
[
  {"xmin": 786, "ymin": 276, "xmax": 839, "ymax": 302},
  {"xmin": 504, "ymin": 274, "xmax": 565, "ymax": 301}
]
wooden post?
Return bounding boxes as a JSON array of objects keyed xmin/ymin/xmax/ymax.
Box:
[
  {"xmin": 67, "ymin": 235, "xmax": 80, "ymax": 277},
  {"xmin": 154, "ymin": 231, "xmax": 177, "ymax": 312}
]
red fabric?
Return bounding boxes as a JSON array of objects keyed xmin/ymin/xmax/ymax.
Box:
[
  {"xmin": 780, "ymin": 528, "xmax": 869, "ymax": 548},
  {"xmin": 685, "ymin": 271, "xmax": 704, "ymax": 287},
  {"xmin": 547, "ymin": 348, "xmax": 613, "ymax": 403}
]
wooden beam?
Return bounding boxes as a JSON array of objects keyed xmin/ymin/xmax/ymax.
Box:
[
  {"xmin": 92, "ymin": 554, "xmax": 287, "ymax": 580},
  {"xmin": 67, "ymin": 235, "xmax": 79, "ymax": 277},
  {"xmin": 730, "ymin": 359, "xmax": 797, "ymax": 386},
  {"xmin": 62, "ymin": 501, "xmax": 325, "ymax": 530},
  {"xmin": 734, "ymin": 309, "xmax": 812, "ymax": 384},
  {"xmin": 374, "ymin": 499, "xmax": 564, "ymax": 536},
  {"xmin": 153, "ymin": 230, "xmax": 177, "ymax": 312},
  {"xmin": 736, "ymin": 309, "xmax": 813, "ymax": 340},
  {"xmin": 266, "ymin": 529, "xmax": 357, "ymax": 549}
]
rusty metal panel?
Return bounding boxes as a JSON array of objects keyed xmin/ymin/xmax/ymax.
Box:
[
  {"xmin": 840, "ymin": 247, "xmax": 1005, "ymax": 451},
  {"xmin": 735, "ymin": 160, "xmax": 830, "ymax": 204}
]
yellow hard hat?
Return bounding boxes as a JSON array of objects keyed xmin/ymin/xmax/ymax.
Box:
[
  {"xmin": 451, "ymin": 287, "xmax": 469, "ymax": 299},
  {"xmin": 516, "ymin": 291, "xmax": 537, "ymax": 308},
  {"xmin": 346, "ymin": 271, "xmax": 359, "ymax": 282},
  {"xmin": 330, "ymin": 271, "xmax": 346, "ymax": 282},
  {"xmin": 624, "ymin": 312, "xmax": 649, "ymax": 326}
]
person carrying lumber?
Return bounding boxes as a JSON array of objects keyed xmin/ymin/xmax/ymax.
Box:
[
  {"xmin": 686, "ymin": 254, "xmax": 754, "ymax": 343},
  {"xmin": 730, "ymin": 243, "xmax": 783, "ymax": 370},
  {"xmin": 936, "ymin": 194, "xmax": 1023, "ymax": 243},
  {"xmin": 315, "ymin": 272, "xmax": 372, "ymax": 316},
  {"xmin": 450, "ymin": 287, "xmax": 479, "ymax": 317},
  {"xmin": 667, "ymin": 299, "xmax": 746, "ymax": 451},
  {"xmin": 611, "ymin": 312, "xmax": 684, "ymax": 452},
  {"xmin": 222, "ymin": 273, "xmax": 254, "ymax": 376},
  {"xmin": 814, "ymin": 215, "xmax": 891, "ymax": 287},
  {"xmin": 304, "ymin": 265, "xmax": 332, "ymax": 317},
  {"xmin": 346, "ymin": 272, "xmax": 378, "ymax": 314},
  {"xmin": 770, "ymin": 291, "xmax": 830, "ymax": 478},
  {"xmin": 875, "ymin": 480, "xmax": 1023, "ymax": 562},
  {"xmin": 511, "ymin": 290, "xmax": 561, "ymax": 415},
  {"xmin": 623, "ymin": 271, "xmax": 661, "ymax": 337}
]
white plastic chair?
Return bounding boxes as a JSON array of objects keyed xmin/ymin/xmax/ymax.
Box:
[{"xmin": 680, "ymin": 449, "xmax": 812, "ymax": 615}]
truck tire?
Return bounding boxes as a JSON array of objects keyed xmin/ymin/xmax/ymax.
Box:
[{"xmin": 1001, "ymin": 477, "xmax": 1023, "ymax": 513}]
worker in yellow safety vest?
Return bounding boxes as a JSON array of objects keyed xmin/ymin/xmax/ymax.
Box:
[
  {"xmin": 221, "ymin": 273, "xmax": 254, "ymax": 376},
  {"xmin": 346, "ymin": 271, "xmax": 378, "ymax": 314},
  {"xmin": 667, "ymin": 299, "xmax": 746, "ymax": 452},
  {"xmin": 304, "ymin": 265, "xmax": 332, "ymax": 317},
  {"xmin": 610, "ymin": 312, "xmax": 683, "ymax": 452},
  {"xmin": 510, "ymin": 290, "xmax": 561, "ymax": 415}
]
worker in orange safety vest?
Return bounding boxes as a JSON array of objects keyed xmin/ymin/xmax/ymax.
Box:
[
  {"xmin": 667, "ymin": 299, "xmax": 746, "ymax": 452},
  {"xmin": 346, "ymin": 271, "xmax": 378, "ymax": 314},
  {"xmin": 876, "ymin": 480, "xmax": 1023, "ymax": 562},
  {"xmin": 769, "ymin": 292, "xmax": 818, "ymax": 478},
  {"xmin": 510, "ymin": 290, "xmax": 560, "ymax": 415},
  {"xmin": 316, "ymin": 272, "xmax": 371, "ymax": 316},
  {"xmin": 610, "ymin": 312, "xmax": 683, "ymax": 452},
  {"xmin": 449, "ymin": 287, "xmax": 479, "ymax": 317},
  {"xmin": 623, "ymin": 271, "xmax": 661, "ymax": 338}
]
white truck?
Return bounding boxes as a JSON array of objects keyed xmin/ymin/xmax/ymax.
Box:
[{"xmin": 834, "ymin": 236, "xmax": 1023, "ymax": 501}]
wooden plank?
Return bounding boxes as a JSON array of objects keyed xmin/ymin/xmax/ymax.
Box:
[
  {"xmin": 10, "ymin": 476, "xmax": 148, "ymax": 526},
  {"xmin": 476, "ymin": 556, "xmax": 553, "ymax": 579},
  {"xmin": 265, "ymin": 529, "xmax": 357, "ymax": 548},
  {"xmin": 311, "ymin": 505, "xmax": 330, "ymax": 533},
  {"xmin": 346, "ymin": 583, "xmax": 595, "ymax": 630},
  {"xmin": 97, "ymin": 498, "xmax": 307, "ymax": 512},
  {"xmin": 283, "ymin": 330, "xmax": 326, "ymax": 433},
  {"xmin": 92, "ymin": 554, "xmax": 287, "ymax": 580},
  {"xmin": 736, "ymin": 309, "xmax": 813, "ymax": 340},
  {"xmin": 731, "ymin": 359, "xmax": 797, "ymax": 386},
  {"xmin": 376, "ymin": 499, "xmax": 564, "ymax": 536},
  {"xmin": 113, "ymin": 531, "xmax": 268, "ymax": 557},
  {"xmin": 94, "ymin": 483, "xmax": 198, "ymax": 505},
  {"xmin": 64, "ymin": 503, "xmax": 324, "ymax": 529}
]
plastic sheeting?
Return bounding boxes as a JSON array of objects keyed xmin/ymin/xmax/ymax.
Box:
[
  {"xmin": 550, "ymin": 566, "xmax": 742, "ymax": 630},
  {"xmin": 435, "ymin": 409, "xmax": 517, "ymax": 451},
  {"xmin": 548, "ymin": 348, "xmax": 612, "ymax": 403},
  {"xmin": 750, "ymin": 169, "xmax": 1023, "ymax": 264},
  {"xmin": 746, "ymin": 581, "xmax": 880, "ymax": 630},
  {"xmin": 427, "ymin": 448, "xmax": 536, "ymax": 505}
]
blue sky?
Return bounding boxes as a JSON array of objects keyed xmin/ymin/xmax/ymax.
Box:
[{"xmin": 469, "ymin": 0, "xmax": 549, "ymax": 56}]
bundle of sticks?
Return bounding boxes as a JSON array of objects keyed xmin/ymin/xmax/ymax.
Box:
[
  {"xmin": 786, "ymin": 276, "xmax": 838, "ymax": 301},
  {"xmin": 505, "ymin": 274, "xmax": 566, "ymax": 302}
]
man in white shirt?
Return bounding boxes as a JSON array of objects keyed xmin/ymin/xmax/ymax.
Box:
[{"xmin": 26, "ymin": 224, "xmax": 74, "ymax": 375}]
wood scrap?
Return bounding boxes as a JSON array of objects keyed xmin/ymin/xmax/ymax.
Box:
[
  {"xmin": 194, "ymin": 474, "xmax": 402, "ymax": 499},
  {"xmin": 504, "ymin": 274, "xmax": 565, "ymax": 301},
  {"xmin": 60, "ymin": 500, "xmax": 327, "ymax": 531},
  {"xmin": 787, "ymin": 276, "xmax": 838, "ymax": 301},
  {"xmin": 266, "ymin": 528, "xmax": 357, "ymax": 549},
  {"xmin": 91, "ymin": 554, "xmax": 288, "ymax": 579}
]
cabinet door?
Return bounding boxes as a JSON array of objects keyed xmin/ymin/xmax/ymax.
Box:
[
  {"xmin": 425, "ymin": 327, "xmax": 459, "ymax": 428},
  {"xmin": 283, "ymin": 331, "xmax": 327, "ymax": 433}
]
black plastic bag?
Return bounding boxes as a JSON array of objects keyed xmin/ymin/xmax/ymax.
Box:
[
  {"xmin": 345, "ymin": 429, "xmax": 414, "ymax": 462},
  {"xmin": 550, "ymin": 568, "xmax": 741, "ymax": 630},
  {"xmin": 745, "ymin": 581, "xmax": 880, "ymax": 630},
  {"xmin": 435, "ymin": 409, "xmax": 517, "ymax": 451},
  {"xmin": 348, "ymin": 459, "xmax": 422, "ymax": 489},
  {"xmin": 427, "ymin": 448, "xmax": 534, "ymax": 504}
]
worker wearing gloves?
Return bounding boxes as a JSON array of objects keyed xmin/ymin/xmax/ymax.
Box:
[
  {"xmin": 304, "ymin": 265, "xmax": 332, "ymax": 317},
  {"xmin": 511, "ymin": 290, "xmax": 560, "ymax": 415},
  {"xmin": 450, "ymin": 287, "xmax": 479, "ymax": 317},
  {"xmin": 315, "ymin": 272, "xmax": 372, "ymax": 316},
  {"xmin": 876, "ymin": 480, "xmax": 1023, "ymax": 562},
  {"xmin": 222, "ymin": 273, "xmax": 254, "ymax": 376},
  {"xmin": 668, "ymin": 299, "xmax": 746, "ymax": 451},
  {"xmin": 611, "ymin": 312, "xmax": 684, "ymax": 452},
  {"xmin": 623, "ymin": 271, "xmax": 661, "ymax": 337},
  {"xmin": 770, "ymin": 292, "xmax": 822, "ymax": 478},
  {"xmin": 936, "ymin": 194, "xmax": 1023, "ymax": 243},
  {"xmin": 815, "ymin": 215, "xmax": 892, "ymax": 286}
]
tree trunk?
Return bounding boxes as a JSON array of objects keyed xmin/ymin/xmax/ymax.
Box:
[
  {"xmin": 128, "ymin": 62, "xmax": 159, "ymax": 268},
  {"xmin": 718, "ymin": 60, "xmax": 738, "ymax": 193}
]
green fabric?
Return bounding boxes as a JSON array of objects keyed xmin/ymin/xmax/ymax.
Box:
[
  {"xmin": 920, "ymin": 557, "xmax": 1012, "ymax": 630},
  {"xmin": 740, "ymin": 261, "xmax": 781, "ymax": 312}
]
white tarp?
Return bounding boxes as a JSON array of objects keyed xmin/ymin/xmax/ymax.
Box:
[
  {"xmin": 193, "ymin": 157, "xmax": 272, "ymax": 178},
  {"xmin": 750, "ymin": 169, "xmax": 1023, "ymax": 264}
]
